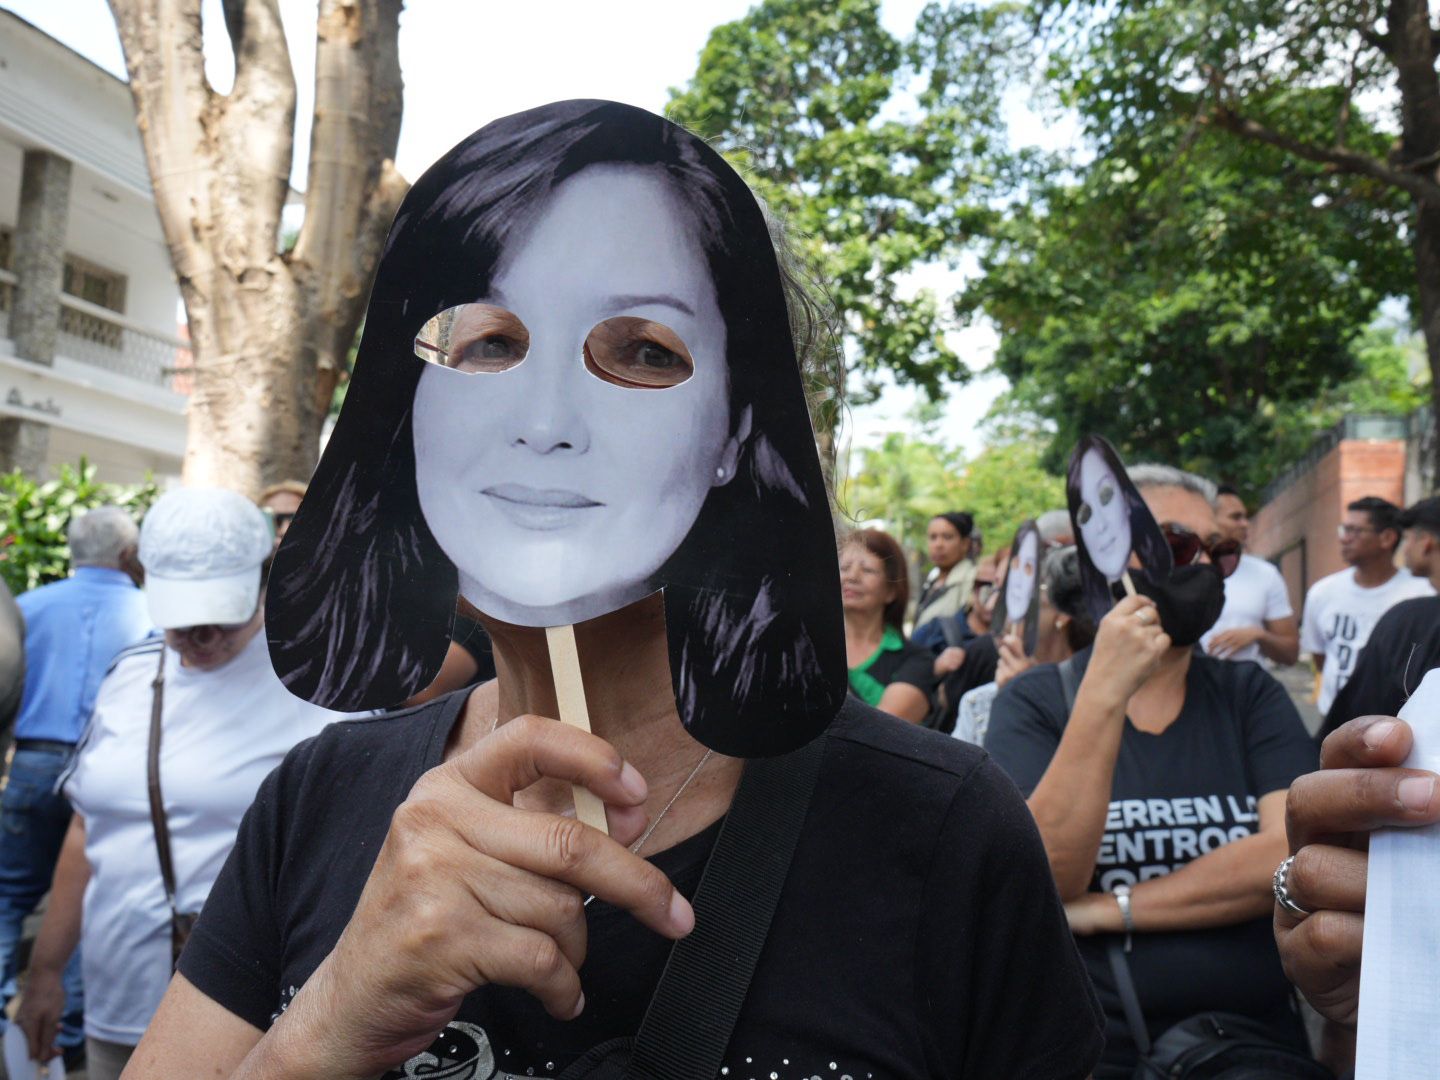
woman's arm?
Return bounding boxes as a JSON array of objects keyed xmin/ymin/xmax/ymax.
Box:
[
  {"xmin": 1064, "ymin": 789, "xmax": 1288, "ymax": 934},
  {"xmin": 127, "ymin": 975, "xmax": 264, "ymax": 1078},
  {"xmin": 876, "ymin": 682, "xmax": 930, "ymax": 724},
  {"xmin": 1024, "ymin": 596, "xmax": 1169, "ymax": 899},
  {"xmin": 15, "ymin": 815, "xmax": 88, "ymax": 1062}
]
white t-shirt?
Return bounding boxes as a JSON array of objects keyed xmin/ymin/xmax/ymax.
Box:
[
  {"xmin": 63, "ymin": 630, "xmax": 341, "ymax": 1044},
  {"xmin": 1201, "ymin": 554, "xmax": 1294, "ymax": 663},
  {"xmin": 1301, "ymin": 567, "xmax": 1436, "ymax": 715}
]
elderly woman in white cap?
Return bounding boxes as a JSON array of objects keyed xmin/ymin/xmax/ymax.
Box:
[{"xmin": 12, "ymin": 488, "xmax": 344, "ymax": 1080}]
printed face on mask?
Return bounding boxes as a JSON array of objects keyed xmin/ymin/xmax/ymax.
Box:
[
  {"xmin": 1004, "ymin": 529, "xmax": 1039, "ymax": 625},
  {"xmin": 1076, "ymin": 447, "xmax": 1132, "ymax": 582},
  {"xmin": 411, "ymin": 166, "xmax": 749, "ymax": 628}
]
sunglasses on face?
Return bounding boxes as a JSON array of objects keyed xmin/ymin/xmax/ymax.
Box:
[{"xmin": 1162, "ymin": 523, "xmax": 1241, "ymax": 579}]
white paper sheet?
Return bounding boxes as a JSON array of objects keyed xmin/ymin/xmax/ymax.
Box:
[
  {"xmin": 1, "ymin": 1024, "xmax": 64, "ymax": 1080},
  {"xmin": 1356, "ymin": 668, "xmax": 1440, "ymax": 1079}
]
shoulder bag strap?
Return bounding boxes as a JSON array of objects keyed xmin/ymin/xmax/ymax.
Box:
[
  {"xmin": 146, "ymin": 647, "xmax": 181, "ymax": 920},
  {"xmin": 1106, "ymin": 938, "xmax": 1153, "ymax": 1059},
  {"xmin": 623, "ymin": 734, "xmax": 825, "ymax": 1080},
  {"xmin": 1057, "ymin": 655, "xmax": 1080, "ymax": 715}
]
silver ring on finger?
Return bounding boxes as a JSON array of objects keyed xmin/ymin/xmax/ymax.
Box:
[{"xmin": 1273, "ymin": 854, "xmax": 1311, "ymax": 918}]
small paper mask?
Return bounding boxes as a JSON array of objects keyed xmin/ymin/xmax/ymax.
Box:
[
  {"xmin": 992, "ymin": 520, "xmax": 1042, "ymax": 653},
  {"xmin": 1066, "ymin": 434, "xmax": 1171, "ymax": 625},
  {"xmin": 266, "ymin": 100, "xmax": 846, "ymax": 758}
]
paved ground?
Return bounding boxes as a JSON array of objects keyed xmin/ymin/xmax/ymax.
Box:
[{"xmin": 1273, "ymin": 660, "xmax": 1323, "ymax": 736}]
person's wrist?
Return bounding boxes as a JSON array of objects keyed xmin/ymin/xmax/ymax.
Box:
[
  {"xmin": 1074, "ymin": 675, "xmax": 1129, "ymax": 718},
  {"xmin": 249, "ymin": 964, "xmax": 373, "ymax": 1080}
]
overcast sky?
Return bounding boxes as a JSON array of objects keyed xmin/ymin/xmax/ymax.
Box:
[{"xmin": 5, "ymin": 0, "xmax": 1046, "ymax": 458}]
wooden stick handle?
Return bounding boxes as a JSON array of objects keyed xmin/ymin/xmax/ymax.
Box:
[
  {"xmin": 545, "ymin": 624, "xmax": 610, "ymax": 836},
  {"xmin": 1121, "ymin": 570, "xmax": 1137, "ymax": 597}
]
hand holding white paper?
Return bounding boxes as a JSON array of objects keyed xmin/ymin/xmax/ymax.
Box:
[
  {"xmin": 2, "ymin": 1026, "xmax": 63, "ymax": 1080},
  {"xmin": 1356, "ymin": 669, "xmax": 1440, "ymax": 1079}
]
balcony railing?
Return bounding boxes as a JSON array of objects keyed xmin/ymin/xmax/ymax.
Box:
[{"xmin": 0, "ymin": 268, "xmax": 190, "ymax": 391}]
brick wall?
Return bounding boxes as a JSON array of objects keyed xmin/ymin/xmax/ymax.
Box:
[{"xmin": 1250, "ymin": 437, "xmax": 1407, "ymax": 612}]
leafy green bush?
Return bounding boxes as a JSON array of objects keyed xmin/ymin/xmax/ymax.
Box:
[{"xmin": 0, "ymin": 459, "xmax": 158, "ymax": 595}]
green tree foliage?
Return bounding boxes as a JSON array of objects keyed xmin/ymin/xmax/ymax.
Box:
[
  {"xmin": 669, "ymin": 0, "xmax": 1017, "ymax": 401},
  {"xmin": 965, "ymin": 110, "xmax": 1414, "ymax": 492},
  {"xmin": 1022, "ymin": 0, "xmax": 1440, "ymax": 479},
  {"xmin": 0, "ymin": 460, "xmax": 158, "ymax": 594},
  {"xmin": 951, "ymin": 441, "xmax": 1067, "ymax": 551},
  {"xmin": 842, "ymin": 430, "xmax": 966, "ymax": 556},
  {"xmin": 841, "ymin": 423, "xmax": 1064, "ymax": 561}
]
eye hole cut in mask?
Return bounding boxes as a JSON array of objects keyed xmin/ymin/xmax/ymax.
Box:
[
  {"xmin": 1074, "ymin": 479, "xmax": 1115, "ymax": 527},
  {"xmin": 414, "ymin": 304, "xmax": 530, "ymax": 374},
  {"xmin": 415, "ymin": 305, "xmax": 695, "ymax": 390}
]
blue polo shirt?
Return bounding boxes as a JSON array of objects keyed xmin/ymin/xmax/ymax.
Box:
[{"xmin": 14, "ymin": 566, "xmax": 153, "ymax": 744}]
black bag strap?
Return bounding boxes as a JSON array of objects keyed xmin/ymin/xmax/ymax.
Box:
[
  {"xmin": 146, "ymin": 646, "xmax": 182, "ymax": 920},
  {"xmin": 940, "ymin": 616, "xmax": 966, "ymax": 649},
  {"xmin": 1106, "ymin": 939, "xmax": 1153, "ymax": 1059},
  {"xmin": 623, "ymin": 733, "xmax": 825, "ymax": 1080},
  {"xmin": 1057, "ymin": 655, "xmax": 1080, "ymax": 715}
]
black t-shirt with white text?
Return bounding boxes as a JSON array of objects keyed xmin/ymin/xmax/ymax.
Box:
[
  {"xmin": 985, "ymin": 650, "xmax": 1318, "ymax": 1070},
  {"xmin": 1321, "ymin": 595, "xmax": 1440, "ymax": 740},
  {"xmin": 179, "ymin": 694, "xmax": 1103, "ymax": 1079}
]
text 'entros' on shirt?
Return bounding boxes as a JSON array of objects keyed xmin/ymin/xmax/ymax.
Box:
[
  {"xmin": 179, "ymin": 694, "xmax": 1104, "ymax": 1079},
  {"xmin": 984, "ymin": 649, "xmax": 1318, "ymax": 1066}
]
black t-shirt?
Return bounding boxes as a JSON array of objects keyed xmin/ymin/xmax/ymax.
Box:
[
  {"xmin": 936, "ymin": 635, "xmax": 999, "ymax": 734},
  {"xmin": 1321, "ymin": 595, "xmax": 1440, "ymax": 740},
  {"xmin": 985, "ymin": 649, "xmax": 1318, "ymax": 1070},
  {"xmin": 180, "ymin": 695, "xmax": 1103, "ymax": 1079},
  {"xmin": 865, "ymin": 636, "xmax": 938, "ymax": 695}
]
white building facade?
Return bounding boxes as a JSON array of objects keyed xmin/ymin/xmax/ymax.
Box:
[{"xmin": 0, "ymin": 10, "xmax": 186, "ymax": 484}]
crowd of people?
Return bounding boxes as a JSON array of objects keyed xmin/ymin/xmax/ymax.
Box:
[
  {"xmin": 0, "ymin": 99, "xmax": 1436, "ymax": 1079},
  {"xmin": 835, "ymin": 478, "xmax": 1439, "ymax": 1076}
]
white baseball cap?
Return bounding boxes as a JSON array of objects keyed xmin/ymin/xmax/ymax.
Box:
[{"xmin": 138, "ymin": 488, "xmax": 273, "ymax": 630}]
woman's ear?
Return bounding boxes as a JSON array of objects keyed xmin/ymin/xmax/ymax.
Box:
[{"xmin": 713, "ymin": 404, "xmax": 754, "ymax": 487}]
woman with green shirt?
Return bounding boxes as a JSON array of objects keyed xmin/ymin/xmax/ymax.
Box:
[{"xmin": 841, "ymin": 530, "xmax": 937, "ymax": 723}]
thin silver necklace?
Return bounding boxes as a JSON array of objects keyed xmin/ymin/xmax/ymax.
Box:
[{"xmin": 483, "ymin": 712, "xmax": 713, "ymax": 905}]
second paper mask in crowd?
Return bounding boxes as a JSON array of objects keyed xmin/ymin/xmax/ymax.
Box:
[
  {"xmin": 266, "ymin": 100, "xmax": 846, "ymax": 758},
  {"xmin": 1066, "ymin": 434, "xmax": 1172, "ymax": 625},
  {"xmin": 991, "ymin": 520, "xmax": 1041, "ymax": 653}
]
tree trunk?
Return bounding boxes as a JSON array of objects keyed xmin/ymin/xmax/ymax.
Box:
[
  {"xmin": 1391, "ymin": 0, "xmax": 1440, "ymax": 489},
  {"xmin": 107, "ymin": 0, "xmax": 406, "ymax": 496}
]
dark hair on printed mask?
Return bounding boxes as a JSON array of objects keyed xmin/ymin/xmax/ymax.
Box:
[
  {"xmin": 1065, "ymin": 434, "xmax": 1173, "ymax": 625},
  {"xmin": 266, "ymin": 100, "xmax": 845, "ymax": 757}
]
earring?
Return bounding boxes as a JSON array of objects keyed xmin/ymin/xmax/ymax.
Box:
[
  {"xmin": 1054, "ymin": 620, "xmax": 1063, "ymax": 631},
  {"xmin": 715, "ymin": 465, "xmax": 727, "ymax": 481}
]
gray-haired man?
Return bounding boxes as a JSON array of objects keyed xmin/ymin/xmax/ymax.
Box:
[{"xmin": 0, "ymin": 506, "xmax": 152, "ymax": 1058}]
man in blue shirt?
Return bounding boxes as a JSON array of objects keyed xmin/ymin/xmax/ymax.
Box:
[{"xmin": 2, "ymin": 506, "xmax": 151, "ymax": 1056}]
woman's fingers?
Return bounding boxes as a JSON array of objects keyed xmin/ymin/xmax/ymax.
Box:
[
  {"xmin": 468, "ymin": 919, "xmax": 585, "ymax": 1021},
  {"xmin": 451, "ymin": 714, "xmax": 649, "ymax": 808},
  {"xmin": 464, "ymin": 853, "xmax": 589, "ymax": 972},
  {"xmin": 1320, "ymin": 715, "xmax": 1414, "ymax": 770},
  {"xmin": 460, "ymin": 797, "xmax": 692, "ymax": 939},
  {"xmin": 1286, "ymin": 766, "xmax": 1440, "ymax": 853}
]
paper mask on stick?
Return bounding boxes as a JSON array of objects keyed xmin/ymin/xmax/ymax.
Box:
[
  {"xmin": 266, "ymin": 101, "xmax": 847, "ymax": 796},
  {"xmin": 1066, "ymin": 434, "xmax": 1172, "ymax": 625},
  {"xmin": 991, "ymin": 520, "xmax": 1041, "ymax": 653}
]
